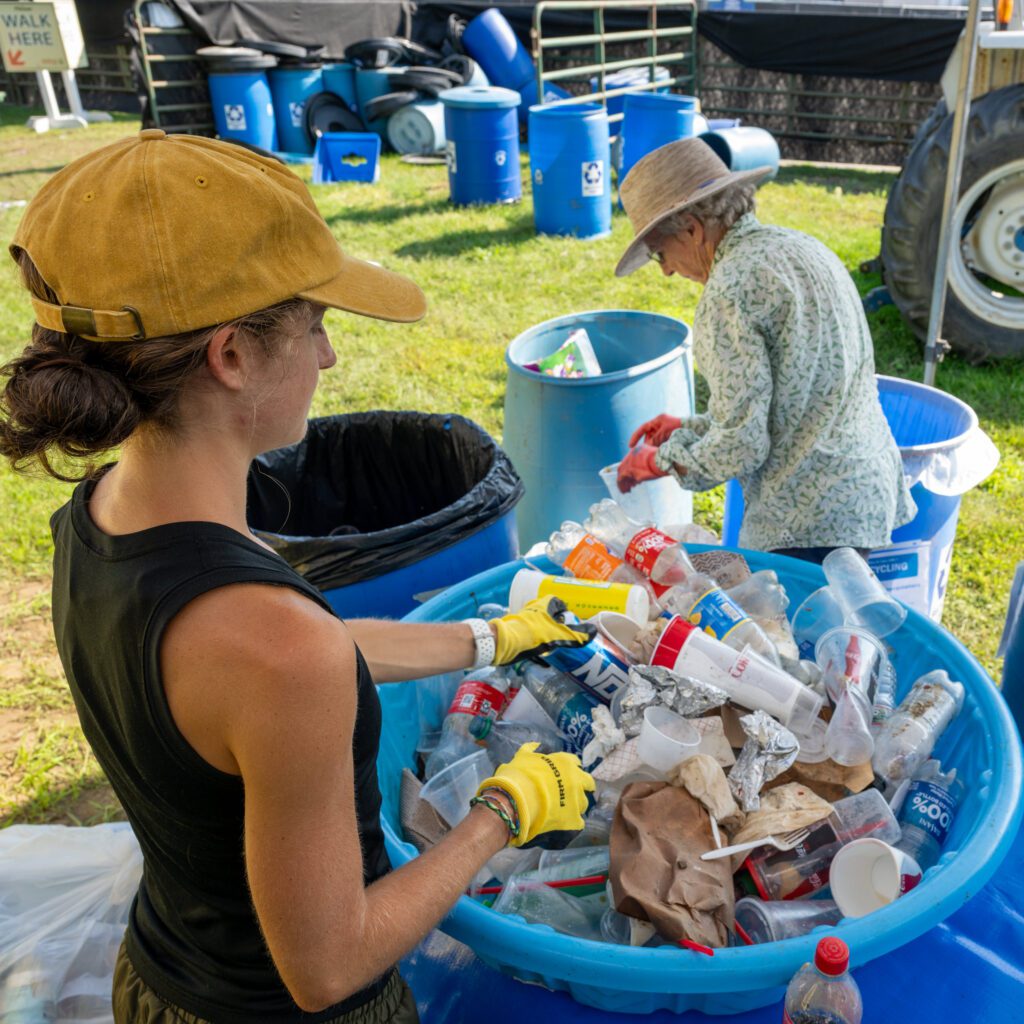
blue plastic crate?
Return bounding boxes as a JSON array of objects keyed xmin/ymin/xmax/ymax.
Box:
[
  {"xmin": 384, "ymin": 550, "xmax": 1023, "ymax": 1016},
  {"xmin": 312, "ymin": 132, "xmax": 381, "ymax": 184}
]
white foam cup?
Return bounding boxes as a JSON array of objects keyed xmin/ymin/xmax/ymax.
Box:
[
  {"xmin": 636, "ymin": 705, "xmax": 701, "ymax": 772},
  {"xmin": 829, "ymin": 837, "xmax": 923, "ymax": 918}
]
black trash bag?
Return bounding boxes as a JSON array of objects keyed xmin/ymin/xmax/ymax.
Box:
[{"xmin": 247, "ymin": 412, "xmax": 524, "ymax": 591}]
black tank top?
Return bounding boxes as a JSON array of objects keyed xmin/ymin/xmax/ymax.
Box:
[{"xmin": 50, "ymin": 474, "xmax": 391, "ymax": 1023}]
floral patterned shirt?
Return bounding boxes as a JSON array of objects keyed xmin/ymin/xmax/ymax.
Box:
[{"xmin": 655, "ymin": 214, "xmax": 916, "ymax": 551}]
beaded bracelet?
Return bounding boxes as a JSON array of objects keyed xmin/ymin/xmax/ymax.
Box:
[
  {"xmin": 469, "ymin": 793, "xmax": 520, "ymax": 840},
  {"xmin": 478, "ymin": 786, "xmax": 521, "ymax": 832}
]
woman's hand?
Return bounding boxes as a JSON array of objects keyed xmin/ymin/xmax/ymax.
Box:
[
  {"xmin": 629, "ymin": 414, "xmax": 683, "ymax": 448},
  {"xmin": 616, "ymin": 444, "xmax": 668, "ymax": 493}
]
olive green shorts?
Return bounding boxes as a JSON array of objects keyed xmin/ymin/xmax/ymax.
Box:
[{"xmin": 112, "ymin": 943, "xmax": 419, "ymax": 1024}]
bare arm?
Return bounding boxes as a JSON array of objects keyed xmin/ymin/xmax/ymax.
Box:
[
  {"xmin": 162, "ymin": 587, "xmax": 509, "ymax": 1013},
  {"xmin": 346, "ymin": 618, "xmax": 491, "ymax": 682}
]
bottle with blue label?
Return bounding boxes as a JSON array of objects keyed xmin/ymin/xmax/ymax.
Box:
[
  {"xmin": 894, "ymin": 760, "xmax": 963, "ymax": 872},
  {"xmin": 518, "ymin": 662, "xmax": 601, "ymax": 760}
]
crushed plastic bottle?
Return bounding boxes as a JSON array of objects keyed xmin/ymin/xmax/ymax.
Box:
[
  {"xmin": 782, "ymin": 937, "xmax": 863, "ymax": 1024},
  {"xmin": 872, "ymin": 669, "xmax": 965, "ymax": 782},
  {"xmin": 894, "ymin": 761, "xmax": 963, "ymax": 872},
  {"xmin": 423, "ymin": 666, "xmax": 513, "ymax": 778}
]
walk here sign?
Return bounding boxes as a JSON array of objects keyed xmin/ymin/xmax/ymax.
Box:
[{"xmin": 1, "ymin": 1, "xmax": 87, "ymax": 73}]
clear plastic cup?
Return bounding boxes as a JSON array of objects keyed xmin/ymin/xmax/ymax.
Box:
[
  {"xmin": 636, "ymin": 705, "xmax": 701, "ymax": 772},
  {"xmin": 734, "ymin": 897, "xmax": 843, "ymax": 944},
  {"xmin": 419, "ymin": 749, "xmax": 492, "ymax": 827},
  {"xmin": 492, "ymin": 876, "xmax": 606, "ymax": 941},
  {"xmin": 829, "ymin": 838, "xmax": 923, "ymax": 917},
  {"xmin": 790, "ymin": 716, "xmax": 829, "ymax": 764},
  {"xmin": 822, "ymin": 548, "xmax": 907, "ymax": 638},
  {"xmin": 791, "ymin": 586, "xmax": 846, "ymax": 659},
  {"xmin": 814, "ymin": 625, "xmax": 890, "ymax": 704},
  {"xmin": 536, "ymin": 845, "xmax": 610, "ymax": 879}
]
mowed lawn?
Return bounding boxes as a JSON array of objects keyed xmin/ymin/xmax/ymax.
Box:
[{"xmin": 0, "ymin": 106, "xmax": 1021, "ymax": 826}]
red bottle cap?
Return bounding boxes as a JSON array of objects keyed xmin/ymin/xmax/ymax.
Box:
[{"xmin": 814, "ymin": 937, "xmax": 849, "ymax": 976}]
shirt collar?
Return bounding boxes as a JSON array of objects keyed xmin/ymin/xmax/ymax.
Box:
[{"xmin": 711, "ymin": 212, "xmax": 761, "ymax": 271}]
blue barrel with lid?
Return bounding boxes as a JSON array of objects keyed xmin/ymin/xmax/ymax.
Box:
[
  {"xmin": 268, "ymin": 65, "xmax": 324, "ymax": 154},
  {"xmin": 439, "ymin": 86, "xmax": 522, "ymax": 206},
  {"xmin": 529, "ymin": 103, "xmax": 611, "ymax": 239},
  {"xmin": 208, "ymin": 71, "xmax": 277, "ymax": 151},
  {"xmin": 620, "ymin": 92, "xmax": 697, "ymax": 184},
  {"xmin": 461, "ymin": 7, "xmax": 534, "ymax": 90}
]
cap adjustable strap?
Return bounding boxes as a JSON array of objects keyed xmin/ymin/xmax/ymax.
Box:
[{"xmin": 30, "ymin": 296, "xmax": 146, "ymax": 341}]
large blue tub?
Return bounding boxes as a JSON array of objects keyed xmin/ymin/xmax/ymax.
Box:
[{"xmin": 382, "ymin": 551, "xmax": 1023, "ymax": 1015}]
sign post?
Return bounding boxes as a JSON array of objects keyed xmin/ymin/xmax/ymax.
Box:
[{"xmin": 0, "ymin": 1, "xmax": 111, "ymax": 132}]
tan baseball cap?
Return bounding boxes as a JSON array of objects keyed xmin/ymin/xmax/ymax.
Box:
[
  {"xmin": 10, "ymin": 129, "xmax": 426, "ymax": 341},
  {"xmin": 615, "ymin": 137, "xmax": 772, "ymax": 277}
]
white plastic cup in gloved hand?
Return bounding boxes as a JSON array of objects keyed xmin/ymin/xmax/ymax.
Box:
[
  {"xmin": 419, "ymin": 749, "xmax": 493, "ymax": 827},
  {"xmin": 822, "ymin": 548, "xmax": 907, "ymax": 638},
  {"xmin": 734, "ymin": 897, "xmax": 843, "ymax": 944},
  {"xmin": 829, "ymin": 837, "xmax": 923, "ymax": 918},
  {"xmin": 636, "ymin": 705, "xmax": 701, "ymax": 772}
]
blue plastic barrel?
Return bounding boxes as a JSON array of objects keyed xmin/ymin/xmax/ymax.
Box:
[
  {"xmin": 268, "ymin": 65, "xmax": 323, "ymax": 154},
  {"xmin": 439, "ymin": 86, "xmax": 522, "ymax": 206},
  {"xmin": 322, "ymin": 62, "xmax": 358, "ymax": 112},
  {"xmin": 387, "ymin": 100, "xmax": 446, "ymax": 155},
  {"xmin": 1000, "ymin": 562, "xmax": 1024, "ymax": 725},
  {"xmin": 208, "ymin": 70, "xmax": 277, "ymax": 150},
  {"xmin": 515, "ymin": 77, "xmax": 571, "ymax": 126},
  {"xmin": 355, "ymin": 67, "xmax": 393, "ymax": 141},
  {"xmin": 504, "ymin": 310, "xmax": 694, "ymax": 548},
  {"xmin": 591, "ymin": 65, "xmax": 671, "ymax": 121},
  {"xmin": 383, "ymin": 553, "xmax": 1022, "ymax": 1014},
  {"xmin": 700, "ymin": 125, "xmax": 780, "ymax": 178},
  {"xmin": 462, "ymin": 8, "xmax": 534, "ymax": 91},
  {"xmin": 620, "ymin": 92, "xmax": 697, "ymax": 184},
  {"xmin": 529, "ymin": 104, "xmax": 611, "ymax": 239}
]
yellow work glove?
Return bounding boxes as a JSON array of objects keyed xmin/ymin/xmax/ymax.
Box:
[
  {"xmin": 477, "ymin": 742, "xmax": 595, "ymax": 847},
  {"xmin": 491, "ymin": 596, "xmax": 596, "ymax": 666}
]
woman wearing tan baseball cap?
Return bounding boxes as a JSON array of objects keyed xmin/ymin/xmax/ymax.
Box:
[
  {"xmin": 614, "ymin": 138, "xmax": 914, "ymax": 563},
  {"xmin": 0, "ymin": 131, "xmax": 596, "ymax": 1023}
]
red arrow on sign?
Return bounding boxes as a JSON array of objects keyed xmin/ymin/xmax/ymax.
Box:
[{"xmin": 7, "ymin": 50, "xmax": 25, "ymax": 67}]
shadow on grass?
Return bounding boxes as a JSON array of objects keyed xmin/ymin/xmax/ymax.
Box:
[
  {"xmin": 2, "ymin": 778, "xmax": 125, "ymax": 828},
  {"xmin": 396, "ymin": 217, "xmax": 536, "ymax": 260},
  {"xmin": 772, "ymin": 165, "xmax": 897, "ymax": 195},
  {"xmin": 324, "ymin": 195, "xmax": 452, "ymax": 226},
  {"xmin": 0, "ymin": 165, "xmax": 66, "ymax": 179}
]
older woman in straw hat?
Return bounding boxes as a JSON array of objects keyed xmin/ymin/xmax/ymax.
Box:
[{"xmin": 615, "ymin": 138, "xmax": 914, "ymax": 563}]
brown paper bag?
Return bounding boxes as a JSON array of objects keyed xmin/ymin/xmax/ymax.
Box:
[
  {"xmin": 765, "ymin": 759, "xmax": 875, "ymax": 804},
  {"xmin": 610, "ymin": 781, "xmax": 734, "ymax": 948}
]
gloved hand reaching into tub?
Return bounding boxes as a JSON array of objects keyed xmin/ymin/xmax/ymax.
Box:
[
  {"xmin": 476, "ymin": 742, "xmax": 595, "ymax": 847},
  {"xmin": 490, "ymin": 596, "xmax": 596, "ymax": 665}
]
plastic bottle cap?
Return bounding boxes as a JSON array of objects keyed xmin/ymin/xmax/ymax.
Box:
[{"xmin": 814, "ymin": 936, "xmax": 849, "ymax": 975}]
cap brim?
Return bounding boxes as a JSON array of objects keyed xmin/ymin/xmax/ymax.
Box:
[
  {"xmin": 614, "ymin": 166, "xmax": 774, "ymax": 278},
  {"xmin": 299, "ymin": 252, "xmax": 427, "ymax": 323}
]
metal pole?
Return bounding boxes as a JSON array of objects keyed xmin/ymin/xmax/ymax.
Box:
[{"xmin": 922, "ymin": 0, "xmax": 983, "ymax": 387}]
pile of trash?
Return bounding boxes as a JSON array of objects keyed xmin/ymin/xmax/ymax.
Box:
[{"xmin": 402, "ymin": 499, "xmax": 966, "ymax": 953}]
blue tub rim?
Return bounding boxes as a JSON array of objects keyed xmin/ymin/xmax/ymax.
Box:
[
  {"xmin": 391, "ymin": 549, "xmax": 1024, "ymax": 998},
  {"xmin": 877, "ymin": 373, "xmax": 979, "ymax": 458},
  {"xmin": 505, "ymin": 309, "xmax": 691, "ymax": 389},
  {"xmin": 528, "ymin": 101, "xmax": 606, "ymax": 120}
]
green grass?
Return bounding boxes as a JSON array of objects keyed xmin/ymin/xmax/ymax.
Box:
[{"xmin": 0, "ymin": 109, "xmax": 1021, "ymax": 822}]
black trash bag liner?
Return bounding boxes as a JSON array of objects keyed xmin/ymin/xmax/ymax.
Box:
[{"xmin": 247, "ymin": 412, "xmax": 524, "ymax": 592}]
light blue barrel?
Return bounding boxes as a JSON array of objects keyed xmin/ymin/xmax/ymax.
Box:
[
  {"xmin": 620, "ymin": 92, "xmax": 697, "ymax": 184},
  {"xmin": 462, "ymin": 7, "xmax": 534, "ymax": 91},
  {"xmin": 529, "ymin": 103, "xmax": 611, "ymax": 239},
  {"xmin": 322, "ymin": 62, "xmax": 357, "ymax": 112},
  {"xmin": 355, "ymin": 67, "xmax": 395, "ymax": 142},
  {"xmin": 516, "ymin": 77, "xmax": 570, "ymax": 126},
  {"xmin": 268, "ymin": 65, "xmax": 323, "ymax": 154},
  {"xmin": 208, "ymin": 71, "xmax": 277, "ymax": 150},
  {"xmin": 387, "ymin": 100, "xmax": 446, "ymax": 155},
  {"xmin": 439, "ymin": 86, "xmax": 522, "ymax": 206},
  {"xmin": 504, "ymin": 310, "xmax": 694, "ymax": 548},
  {"xmin": 700, "ymin": 125, "xmax": 780, "ymax": 178}
]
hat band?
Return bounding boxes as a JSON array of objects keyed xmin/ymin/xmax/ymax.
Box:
[{"xmin": 30, "ymin": 297, "xmax": 145, "ymax": 342}]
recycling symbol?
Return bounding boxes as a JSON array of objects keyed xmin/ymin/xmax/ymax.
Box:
[
  {"xmin": 495, "ymin": 149, "xmax": 507, "ymax": 167},
  {"xmin": 583, "ymin": 161, "xmax": 602, "ymax": 186},
  {"xmin": 534, "ymin": 168, "xmax": 543, "ymax": 185},
  {"xmin": 224, "ymin": 104, "xmax": 246, "ymax": 130}
]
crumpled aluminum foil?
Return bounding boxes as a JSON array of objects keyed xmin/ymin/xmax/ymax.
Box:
[
  {"xmin": 616, "ymin": 664, "xmax": 730, "ymax": 737},
  {"xmin": 581, "ymin": 705, "xmax": 627, "ymax": 768},
  {"xmin": 727, "ymin": 709, "xmax": 800, "ymax": 812}
]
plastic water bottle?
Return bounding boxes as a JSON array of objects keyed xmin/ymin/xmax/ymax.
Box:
[
  {"xmin": 518, "ymin": 662, "xmax": 601, "ymax": 758},
  {"xmin": 870, "ymin": 658, "xmax": 897, "ymax": 731},
  {"xmin": 424, "ymin": 666, "xmax": 513, "ymax": 778},
  {"xmin": 894, "ymin": 761, "xmax": 963, "ymax": 871},
  {"xmin": 583, "ymin": 499, "xmax": 694, "ymax": 585},
  {"xmin": 727, "ymin": 570, "xmax": 790, "ymax": 618},
  {"xmin": 872, "ymin": 669, "xmax": 965, "ymax": 782},
  {"xmin": 546, "ymin": 520, "xmax": 660, "ymax": 606},
  {"xmin": 782, "ymin": 937, "xmax": 863, "ymax": 1024}
]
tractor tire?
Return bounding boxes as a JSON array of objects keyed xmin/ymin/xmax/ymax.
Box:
[{"xmin": 882, "ymin": 85, "xmax": 1024, "ymax": 362}]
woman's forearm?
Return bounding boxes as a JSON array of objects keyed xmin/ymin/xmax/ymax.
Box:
[{"xmin": 346, "ymin": 619, "xmax": 485, "ymax": 682}]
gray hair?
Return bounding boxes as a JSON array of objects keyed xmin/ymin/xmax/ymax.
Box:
[{"xmin": 658, "ymin": 182, "xmax": 757, "ymax": 240}]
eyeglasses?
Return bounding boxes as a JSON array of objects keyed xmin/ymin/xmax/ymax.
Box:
[{"xmin": 646, "ymin": 247, "xmax": 665, "ymax": 265}]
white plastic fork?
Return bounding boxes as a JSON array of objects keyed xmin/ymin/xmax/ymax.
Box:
[{"xmin": 700, "ymin": 826, "xmax": 812, "ymax": 861}]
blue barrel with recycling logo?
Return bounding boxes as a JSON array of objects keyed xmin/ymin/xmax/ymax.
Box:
[
  {"xmin": 268, "ymin": 65, "xmax": 323, "ymax": 154},
  {"xmin": 208, "ymin": 71, "xmax": 277, "ymax": 151},
  {"xmin": 529, "ymin": 103, "xmax": 611, "ymax": 239},
  {"xmin": 439, "ymin": 86, "xmax": 522, "ymax": 206}
]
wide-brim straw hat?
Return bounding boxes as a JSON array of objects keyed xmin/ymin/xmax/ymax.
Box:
[{"xmin": 615, "ymin": 138, "xmax": 773, "ymax": 277}]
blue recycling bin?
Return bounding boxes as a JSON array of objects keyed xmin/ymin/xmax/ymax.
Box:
[
  {"xmin": 503, "ymin": 310, "xmax": 695, "ymax": 549},
  {"xmin": 529, "ymin": 103, "xmax": 611, "ymax": 239},
  {"xmin": 380, "ymin": 552, "xmax": 1023, "ymax": 1015},
  {"xmin": 268, "ymin": 65, "xmax": 324, "ymax": 155},
  {"xmin": 207, "ymin": 70, "xmax": 277, "ymax": 151},
  {"xmin": 461, "ymin": 7, "xmax": 535, "ymax": 91}
]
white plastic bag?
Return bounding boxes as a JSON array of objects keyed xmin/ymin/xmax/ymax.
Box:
[
  {"xmin": 0, "ymin": 823, "xmax": 142, "ymax": 1024},
  {"xmin": 900, "ymin": 425, "xmax": 1000, "ymax": 497}
]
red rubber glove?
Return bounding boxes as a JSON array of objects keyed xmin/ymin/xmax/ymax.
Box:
[
  {"xmin": 629, "ymin": 414, "xmax": 683, "ymax": 448},
  {"xmin": 617, "ymin": 444, "xmax": 668, "ymax": 493}
]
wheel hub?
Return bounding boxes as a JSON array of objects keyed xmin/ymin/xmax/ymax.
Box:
[{"xmin": 961, "ymin": 173, "xmax": 1024, "ymax": 284}]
